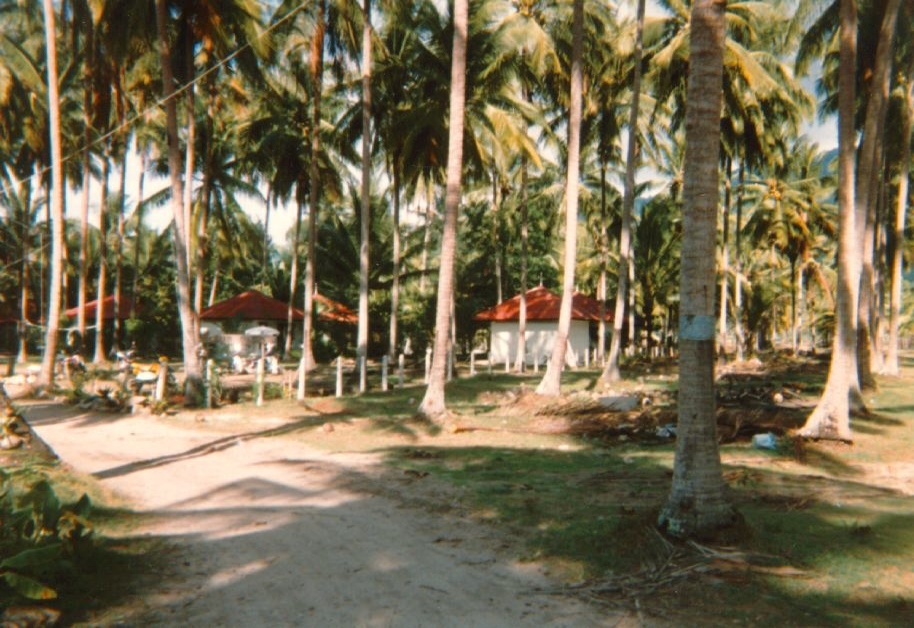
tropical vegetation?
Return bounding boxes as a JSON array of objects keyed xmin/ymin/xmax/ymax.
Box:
[{"xmin": 0, "ymin": 0, "xmax": 912, "ymax": 539}]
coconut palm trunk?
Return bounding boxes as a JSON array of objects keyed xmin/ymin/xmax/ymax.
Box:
[
  {"xmin": 514, "ymin": 156, "xmax": 529, "ymax": 372},
  {"xmin": 798, "ymin": 0, "xmax": 859, "ymax": 441},
  {"xmin": 602, "ymin": 0, "xmax": 645, "ymax": 384},
  {"xmin": 536, "ymin": 0, "xmax": 583, "ymax": 397},
  {"xmin": 389, "ymin": 162, "xmax": 401, "ymax": 360},
  {"xmin": 658, "ymin": 0, "xmax": 736, "ymax": 538},
  {"xmin": 854, "ymin": 0, "xmax": 902, "ymax": 389},
  {"xmin": 38, "ymin": 0, "xmax": 64, "ymax": 387},
  {"xmin": 285, "ymin": 194, "xmax": 304, "ymax": 359},
  {"xmin": 357, "ymin": 0, "xmax": 372, "ymax": 393},
  {"xmin": 93, "ymin": 146, "xmax": 111, "ymax": 363},
  {"xmin": 886, "ymin": 56, "xmax": 914, "ymax": 375},
  {"xmin": 301, "ymin": 0, "xmax": 326, "ymax": 378},
  {"xmin": 417, "ymin": 0, "xmax": 469, "ymax": 421},
  {"xmin": 155, "ymin": 0, "xmax": 203, "ymax": 403}
]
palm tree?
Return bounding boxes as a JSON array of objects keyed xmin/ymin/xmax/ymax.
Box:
[
  {"xmin": 885, "ymin": 53, "xmax": 914, "ymax": 375},
  {"xmin": 854, "ymin": 0, "xmax": 903, "ymax": 387},
  {"xmin": 536, "ymin": 0, "xmax": 583, "ymax": 397},
  {"xmin": 417, "ymin": 0, "xmax": 468, "ymax": 421},
  {"xmin": 602, "ymin": 0, "xmax": 646, "ymax": 384},
  {"xmin": 38, "ymin": 0, "xmax": 64, "ymax": 387},
  {"xmin": 357, "ymin": 0, "xmax": 372, "ymax": 392},
  {"xmin": 154, "ymin": 0, "xmax": 202, "ymax": 403},
  {"xmin": 658, "ymin": 0, "xmax": 736, "ymax": 538},
  {"xmin": 799, "ymin": 0, "xmax": 859, "ymax": 441}
]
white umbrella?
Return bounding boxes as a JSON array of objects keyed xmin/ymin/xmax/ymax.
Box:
[
  {"xmin": 244, "ymin": 326, "xmax": 279, "ymax": 407},
  {"xmin": 244, "ymin": 325, "xmax": 280, "ymax": 338}
]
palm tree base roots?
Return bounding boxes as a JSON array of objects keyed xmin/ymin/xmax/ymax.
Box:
[{"xmin": 657, "ymin": 499, "xmax": 742, "ymax": 541}]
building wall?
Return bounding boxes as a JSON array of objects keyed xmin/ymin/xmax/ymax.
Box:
[{"xmin": 488, "ymin": 320, "xmax": 590, "ymax": 367}]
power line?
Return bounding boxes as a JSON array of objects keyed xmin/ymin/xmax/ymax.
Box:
[{"xmin": 0, "ymin": 2, "xmax": 310, "ymax": 207}]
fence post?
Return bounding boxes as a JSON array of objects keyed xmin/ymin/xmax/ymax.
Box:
[
  {"xmin": 297, "ymin": 356, "xmax": 306, "ymax": 401},
  {"xmin": 505, "ymin": 355, "xmax": 510, "ymax": 374},
  {"xmin": 205, "ymin": 359, "xmax": 213, "ymax": 409},
  {"xmin": 155, "ymin": 359, "xmax": 168, "ymax": 402},
  {"xmin": 470, "ymin": 351, "xmax": 476, "ymax": 376},
  {"xmin": 534, "ymin": 351, "xmax": 539, "ymax": 374},
  {"xmin": 255, "ymin": 351, "xmax": 265, "ymax": 407},
  {"xmin": 381, "ymin": 355, "xmax": 389, "ymax": 392},
  {"xmin": 424, "ymin": 347, "xmax": 432, "ymax": 383},
  {"xmin": 336, "ymin": 356, "xmax": 343, "ymax": 398},
  {"xmin": 398, "ymin": 353, "xmax": 405, "ymax": 388}
]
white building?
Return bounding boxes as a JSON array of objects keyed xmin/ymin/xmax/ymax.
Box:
[{"xmin": 474, "ymin": 287, "xmax": 611, "ymax": 367}]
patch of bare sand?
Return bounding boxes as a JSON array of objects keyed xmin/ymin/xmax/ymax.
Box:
[{"xmin": 25, "ymin": 402, "xmax": 624, "ymax": 627}]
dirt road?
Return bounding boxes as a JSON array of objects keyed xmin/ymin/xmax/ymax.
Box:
[{"xmin": 26, "ymin": 403, "xmax": 621, "ymax": 627}]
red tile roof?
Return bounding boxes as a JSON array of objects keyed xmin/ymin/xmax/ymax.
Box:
[
  {"xmin": 202, "ymin": 290, "xmax": 303, "ymax": 321},
  {"xmin": 314, "ymin": 293, "xmax": 358, "ymax": 325},
  {"xmin": 65, "ymin": 295, "xmax": 137, "ymax": 320},
  {"xmin": 201, "ymin": 289, "xmax": 357, "ymax": 325},
  {"xmin": 473, "ymin": 286, "xmax": 610, "ymax": 322}
]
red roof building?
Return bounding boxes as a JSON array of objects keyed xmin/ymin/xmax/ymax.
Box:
[
  {"xmin": 473, "ymin": 287, "xmax": 609, "ymax": 368},
  {"xmin": 473, "ymin": 286, "xmax": 610, "ymax": 322},
  {"xmin": 201, "ymin": 289, "xmax": 356, "ymax": 325},
  {"xmin": 201, "ymin": 290, "xmax": 303, "ymax": 321},
  {"xmin": 65, "ymin": 295, "xmax": 138, "ymax": 320}
]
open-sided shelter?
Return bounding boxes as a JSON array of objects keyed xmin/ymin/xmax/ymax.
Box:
[{"xmin": 473, "ymin": 286, "xmax": 610, "ymax": 366}]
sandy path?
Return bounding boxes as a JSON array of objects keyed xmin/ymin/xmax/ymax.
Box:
[{"xmin": 26, "ymin": 404, "xmax": 621, "ymax": 627}]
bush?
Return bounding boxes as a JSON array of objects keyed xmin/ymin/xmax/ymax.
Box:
[{"xmin": 0, "ymin": 472, "xmax": 93, "ymax": 601}]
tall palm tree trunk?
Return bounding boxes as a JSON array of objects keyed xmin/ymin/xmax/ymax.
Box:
[
  {"xmin": 799, "ymin": 0, "xmax": 860, "ymax": 441},
  {"xmin": 301, "ymin": 0, "xmax": 326, "ymax": 378},
  {"xmin": 536, "ymin": 0, "xmax": 583, "ymax": 397},
  {"xmin": 130, "ymin": 150, "xmax": 147, "ymax": 320},
  {"xmin": 357, "ymin": 0, "xmax": 372, "ymax": 393},
  {"xmin": 39, "ymin": 0, "xmax": 64, "ymax": 387},
  {"xmin": 602, "ymin": 0, "xmax": 645, "ymax": 384},
  {"xmin": 155, "ymin": 0, "xmax": 202, "ymax": 403},
  {"xmin": 93, "ymin": 147, "xmax": 111, "ymax": 363},
  {"xmin": 658, "ymin": 0, "xmax": 736, "ymax": 538},
  {"xmin": 719, "ymin": 157, "xmax": 732, "ymax": 357},
  {"xmin": 113, "ymin": 153, "xmax": 126, "ymax": 349},
  {"xmin": 886, "ymin": 57, "xmax": 914, "ymax": 375},
  {"xmin": 76, "ymin": 14, "xmax": 94, "ymax": 350},
  {"xmin": 514, "ymin": 156, "xmax": 529, "ymax": 372},
  {"xmin": 16, "ymin": 178, "xmax": 32, "ymax": 364},
  {"xmin": 389, "ymin": 163, "xmax": 401, "ymax": 360},
  {"xmin": 417, "ymin": 0, "xmax": 469, "ymax": 421},
  {"xmin": 855, "ymin": 0, "xmax": 902, "ymax": 389},
  {"xmin": 285, "ymin": 194, "xmax": 304, "ymax": 359}
]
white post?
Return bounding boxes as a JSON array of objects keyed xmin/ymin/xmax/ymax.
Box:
[
  {"xmin": 425, "ymin": 347, "xmax": 432, "ymax": 383},
  {"xmin": 398, "ymin": 353, "xmax": 404, "ymax": 388},
  {"xmin": 336, "ymin": 356, "xmax": 343, "ymax": 398},
  {"xmin": 470, "ymin": 351, "xmax": 476, "ymax": 376},
  {"xmin": 381, "ymin": 355, "xmax": 389, "ymax": 391},
  {"xmin": 155, "ymin": 359, "xmax": 168, "ymax": 401},
  {"xmin": 359, "ymin": 356, "xmax": 367, "ymax": 394},
  {"xmin": 205, "ymin": 358, "xmax": 213, "ymax": 409},
  {"xmin": 505, "ymin": 355, "xmax": 510, "ymax": 374},
  {"xmin": 534, "ymin": 351, "xmax": 539, "ymax": 373},
  {"xmin": 297, "ymin": 356, "xmax": 306, "ymax": 401},
  {"xmin": 256, "ymin": 343, "xmax": 265, "ymax": 407}
]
